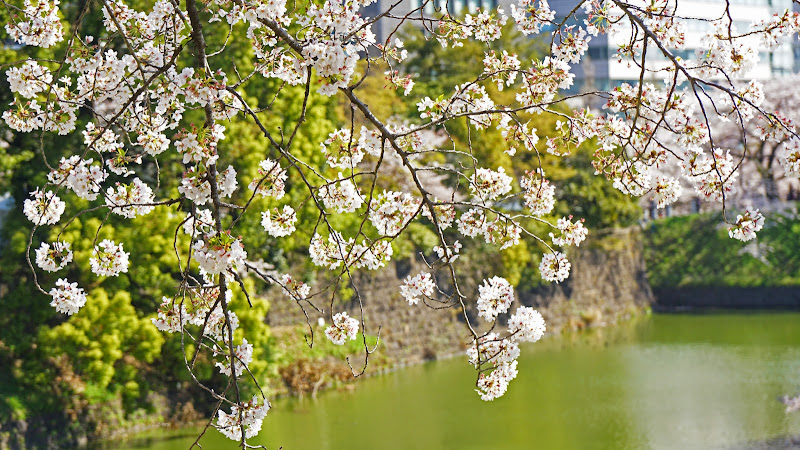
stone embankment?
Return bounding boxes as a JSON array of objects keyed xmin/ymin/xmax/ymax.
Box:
[{"xmin": 267, "ymin": 227, "xmax": 654, "ymax": 366}]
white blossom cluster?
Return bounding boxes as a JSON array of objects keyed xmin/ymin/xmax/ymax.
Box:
[
  {"xmin": 278, "ymin": 273, "xmax": 310, "ymax": 300},
  {"xmin": 321, "ymin": 128, "xmax": 364, "ymax": 169},
  {"xmin": 216, "ymin": 396, "xmax": 269, "ymax": 441},
  {"xmin": 49, "ymin": 279, "xmax": 88, "ymax": 315},
  {"xmin": 550, "ymin": 216, "xmax": 588, "ymax": 247},
  {"xmin": 23, "ymin": 189, "xmax": 65, "ymax": 225},
  {"xmin": 261, "ymin": 205, "xmax": 297, "ymax": 237},
  {"xmin": 5, "ymin": 0, "xmax": 64, "ymax": 48},
  {"xmin": 105, "ymin": 178, "xmax": 155, "ymax": 218},
  {"xmin": 48, "ymin": 156, "xmax": 108, "ymax": 201},
  {"xmin": 468, "ymin": 305, "xmax": 546, "ymax": 401},
  {"xmin": 309, "ymin": 233, "xmax": 393, "ymax": 271},
  {"xmin": 319, "ymin": 175, "xmax": 363, "ymax": 213},
  {"xmin": 182, "ymin": 209, "xmax": 214, "ymax": 236},
  {"xmin": 470, "ymin": 167, "xmax": 513, "ymax": 202},
  {"xmin": 215, "ymin": 338, "xmax": 253, "ymax": 377},
  {"xmin": 456, "ymin": 209, "xmax": 521, "ymax": 250},
  {"xmin": 151, "ymin": 289, "xmax": 239, "ymax": 341},
  {"xmin": 539, "ymin": 252, "xmax": 571, "ymax": 283},
  {"xmin": 324, "ymin": 312, "xmax": 359, "ymax": 345},
  {"xmin": 519, "ymin": 170, "xmax": 555, "ymax": 216},
  {"xmin": 193, "ymin": 232, "xmax": 248, "ymax": 275},
  {"xmin": 777, "ymin": 139, "xmax": 800, "ymax": 177},
  {"xmin": 35, "ymin": 241, "xmax": 73, "ymax": 272},
  {"xmin": 477, "ymin": 276, "xmax": 515, "ymax": 322},
  {"xmin": 89, "ymin": 239, "xmax": 130, "ymax": 277},
  {"xmin": 249, "ymin": 159, "xmax": 287, "ymax": 199},
  {"xmin": 400, "ymin": 271, "xmax": 435, "ymax": 306},
  {"xmin": 651, "ymin": 177, "xmax": 683, "ymax": 209},
  {"xmin": 369, "ymin": 191, "xmax": 421, "ymax": 236},
  {"xmin": 422, "ymin": 201, "xmax": 456, "ymax": 230},
  {"xmin": 728, "ymin": 206, "xmax": 765, "ymax": 242}
]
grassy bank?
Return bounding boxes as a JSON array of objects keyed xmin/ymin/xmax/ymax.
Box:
[{"xmin": 643, "ymin": 206, "xmax": 800, "ymax": 288}]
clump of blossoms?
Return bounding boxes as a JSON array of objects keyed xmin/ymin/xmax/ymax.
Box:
[
  {"xmin": 550, "ymin": 216, "xmax": 588, "ymax": 247},
  {"xmin": 369, "ymin": 191, "xmax": 421, "ymax": 236},
  {"xmin": 35, "ymin": 241, "xmax": 73, "ymax": 272},
  {"xmin": 194, "ymin": 231, "xmax": 247, "ymax": 275},
  {"xmin": 249, "ymin": 159, "xmax": 287, "ymax": 199},
  {"xmin": 89, "ymin": 240, "xmax": 130, "ymax": 277},
  {"xmin": 778, "ymin": 139, "xmax": 800, "ymax": 177},
  {"xmin": 321, "ymin": 128, "xmax": 364, "ymax": 169},
  {"xmin": 422, "ymin": 201, "xmax": 456, "ymax": 230},
  {"xmin": 23, "ymin": 189, "xmax": 65, "ymax": 225},
  {"xmin": 5, "ymin": 0, "xmax": 64, "ymax": 48},
  {"xmin": 477, "ymin": 276, "xmax": 515, "ymax": 322},
  {"xmin": 508, "ymin": 306, "xmax": 546, "ymax": 342},
  {"xmin": 105, "ymin": 178, "xmax": 155, "ymax": 218},
  {"xmin": 471, "ymin": 167, "xmax": 513, "ymax": 202},
  {"xmin": 400, "ymin": 272, "xmax": 435, "ymax": 305},
  {"xmin": 469, "ymin": 305, "xmax": 546, "ymax": 401},
  {"xmin": 651, "ymin": 177, "xmax": 683, "ymax": 209},
  {"xmin": 215, "ymin": 338, "xmax": 253, "ymax": 377},
  {"xmin": 151, "ymin": 297, "xmax": 189, "ymax": 333},
  {"xmin": 325, "ymin": 312, "xmax": 359, "ymax": 345},
  {"xmin": 319, "ymin": 175, "xmax": 363, "ymax": 213},
  {"xmin": 728, "ymin": 207, "xmax": 765, "ymax": 242},
  {"xmin": 279, "ymin": 274, "xmax": 310, "ymax": 300},
  {"xmin": 520, "ymin": 170, "xmax": 555, "ymax": 216},
  {"xmin": 539, "ymin": 251, "xmax": 571, "ymax": 283},
  {"xmin": 467, "ymin": 333, "xmax": 520, "ymax": 368},
  {"xmin": 261, "ymin": 205, "xmax": 297, "ymax": 237},
  {"xmin": 216, "ymin": 396, "xmax": 269, "ymax": 441},
  {"xmin": 476, "ymin": 359, "xmax": 518, "ymax": 401},
  {"xmin": 49, "ymin": 279, "xmax": 88, "ymax": 315}
]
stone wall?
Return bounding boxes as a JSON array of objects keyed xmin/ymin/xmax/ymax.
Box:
[{"xmin": 266, "ymin": 227, "xmax": 654, "ymax": 366}]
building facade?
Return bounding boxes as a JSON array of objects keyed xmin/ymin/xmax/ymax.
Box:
[{"xmin": 364, "ymin": 0, "xmax": 797, "ymax": 92}]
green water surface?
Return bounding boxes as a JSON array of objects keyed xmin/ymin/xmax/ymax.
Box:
[{"xmin": 120, "ymin": 313, "xmax": 800, "ymax": 449}]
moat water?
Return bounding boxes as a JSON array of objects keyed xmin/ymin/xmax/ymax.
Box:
[{"xmin": 121, "ymin": 312, "xmax": 800, "ymax": 449}]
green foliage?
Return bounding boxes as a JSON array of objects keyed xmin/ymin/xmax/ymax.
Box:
[
  {"xmin": 38, "ymin": 289, "xmax": 163, "ymax": 393},
  {"xmin": 644, "ymin": 208, "xmax": 800, "ymax": 288}
]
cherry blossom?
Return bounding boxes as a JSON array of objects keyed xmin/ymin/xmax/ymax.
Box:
[
  {"xmin": 35, "ymin": 241, "xmax": 73, "ymax": 272},
  {"xmin": 89, "ymin": 240, "xmax": 130, "ymax": 277},
  {"xmin": 319, "ymin": 175, "xmax": 363, "ymax": 214},
  {"xmin": 369, "ymin": 191, "xmax": 421, "ymax": 236},
  {"xmin": 728, "ymin": 207, "xmax": 765, "ymax": 242},
  {"xmin": 194, "ymin": 232, "xmax": 247, "ymax": 275},
  {"xmin": 520, "ymin": 170, "xmax": 555, "ymax": 216},
  {"xmin": 23, "ymin": 189, "xmax": 65, "ymax": 225},
  {"xmin": 400, "ymin": 272, "xmax": 435, "ymax": 306},
  {"xmin": 105, "ymin": 178, "xmax": 155, "ymax": 218},
  {"xmin": 8, "ymin": 0, "xmax": 800, "ymax": 439},
  {"xmin": 49, "ymin": 279, "xmax": 88, "ymax": 316},
  {"xmin": 550, "ymin": 216, "xmax": 588, "ymax": 247},
  {"xmin": 151, "ymin": 297, "xmax": 190, "ymax": 333},
  {"xmin": 477, "ymin": 276, "xmax": 515, "ymax": 322},
  {"xmin": 249, "ymin": 159, "xmax": 287, "ymax": 199},
  {"xmin": 279, "ymin": 274, "xmax": 310, "ymax": 300},
  {"xmin": 325, "ymin": 312, "xmax": 359, "ymax": 345},
  {"xmin": 261, "ymin": 205, "xmax": 297, "ymax": 237},
  {"xmin": 216, "ymin": 396, "xmax": 269, "ymax": 441},
  {"xmin": 507, "ymin": 306, "xmax": 546, "ymax": 343},
  {"xmin": 216, "ymin": 338, "xmax": 253, "ymax": 377},
  {"xmin": 539, "ymin": 252, "xmax": 571, "ymax": 283}
]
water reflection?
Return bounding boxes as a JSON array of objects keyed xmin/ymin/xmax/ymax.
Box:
[{"xmin": 118, "ymin": 313, "xmax": 800, "ymax": 450}]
